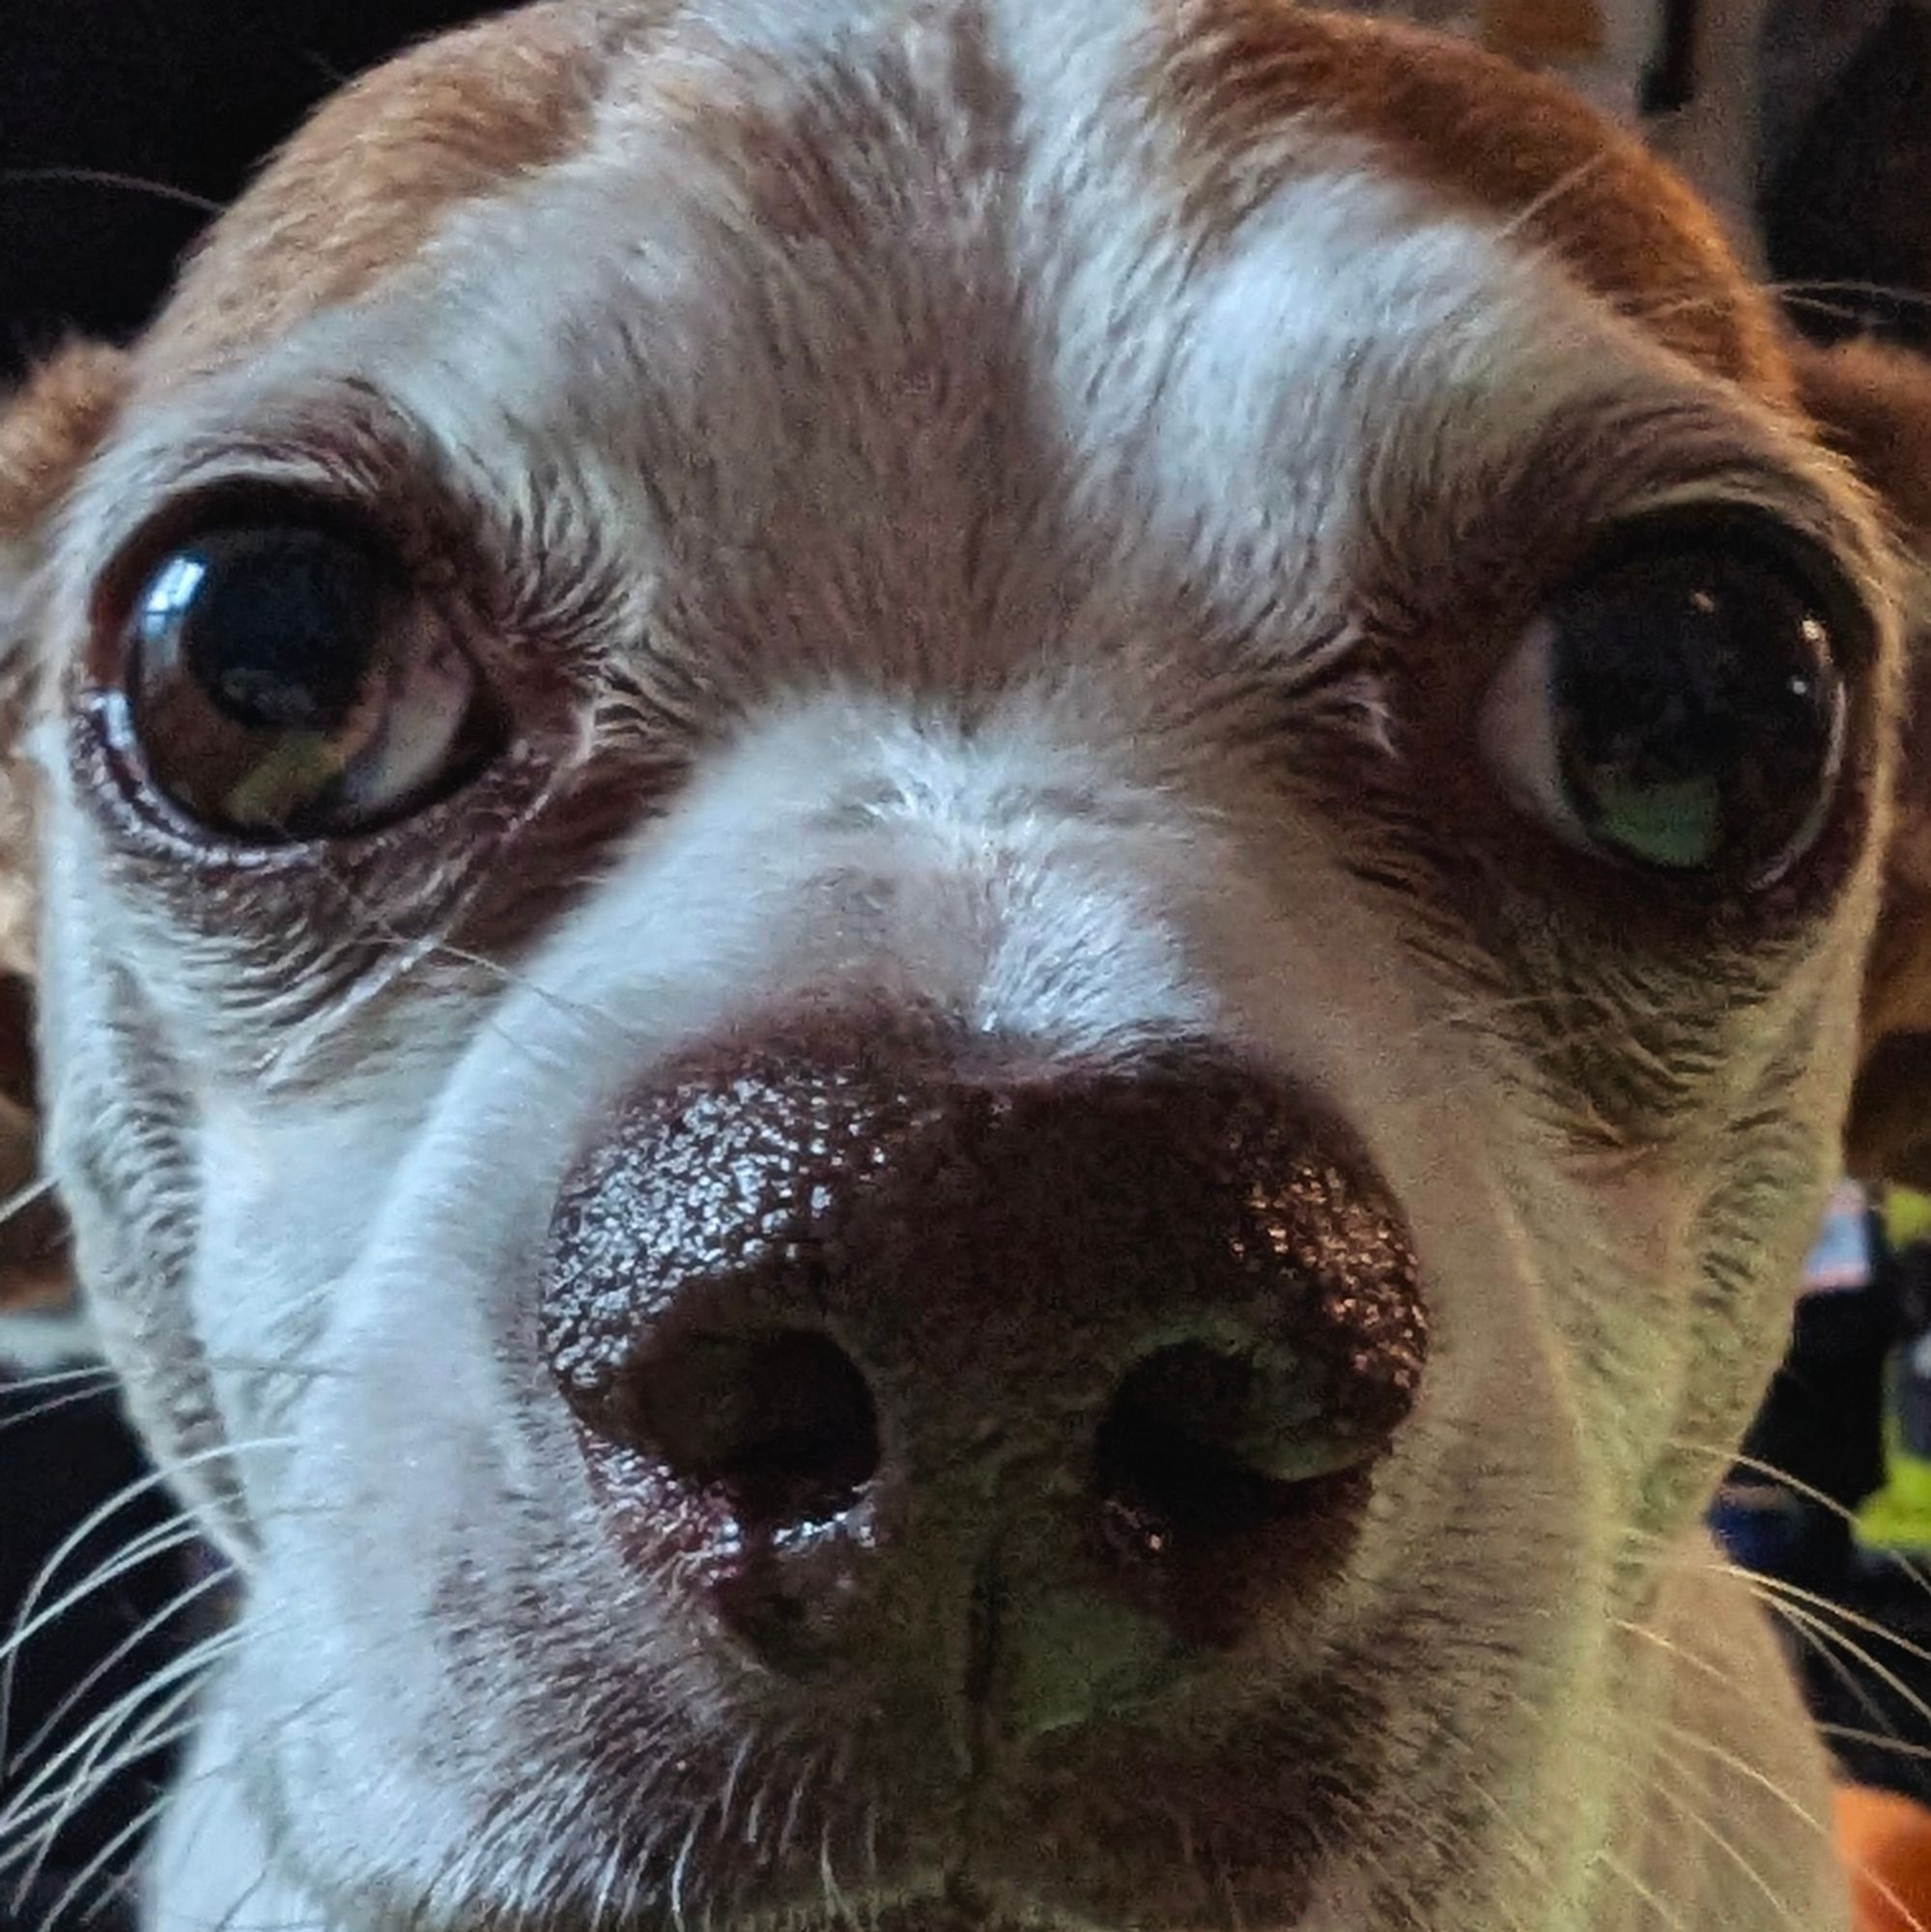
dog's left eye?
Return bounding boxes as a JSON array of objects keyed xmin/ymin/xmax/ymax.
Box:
[
  {"xmin": 1481, "ymin": 514, "xmax": 1851, "ymax": 885},
  {"xmin": 115, "ymin": 523, "xmax": 500, "ymax": 839}
]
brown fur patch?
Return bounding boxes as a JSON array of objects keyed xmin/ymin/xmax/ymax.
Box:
[
  {"xmin": 1151, "ymin": 0, "xmax": 1788, "ymax": 399},
  {"xmin": 1, "ymin": 343, "xmax": 132, "ymax": 985},
  {"xmin": 0, "ymin": 342, "xmax": 129, "ymax": 538},
  {"xmin": 0, "ymin": 347, "xmax": 128, "ymax": 1275},
  {"xmin": 136, "ymin": 2, "xmax": 670, "ymax": 384},
  {"xmin": 1801, "ymin": 338, "xmax": 1931, "ymax": 552},
  {"xmin": 1799, "ymin": 339, "xmax": 1931, "ymax": 1180}
]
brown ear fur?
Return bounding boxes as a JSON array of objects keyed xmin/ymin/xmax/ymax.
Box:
[
  {"xmin": 0, "ymin": 341, "xmax": 126, "ymax": 1309},
  {"xmin": 0, "ymin": 340, "xmax": 128, "ymax": 972},
  {"xmin": 1797, "ymin": 338, "xmax": 1931, "ymax": 1186}
]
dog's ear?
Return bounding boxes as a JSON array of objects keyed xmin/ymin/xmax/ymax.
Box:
[
  {"xmin": 0, "ymin": 342, "xmax": 126, "ymax": 972},
  {"xmin": 0, "ymin": 343, "xmax": 126, "ymax": 1307},
  {"xmin": 1798, "ymin": 338, "xmax": 1931, "ymax": 1187}
]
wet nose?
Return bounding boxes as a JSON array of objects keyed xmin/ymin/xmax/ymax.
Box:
[{"xmin": 538, "ymin": 1020, "xmax": 1425, "ymax": 1673}]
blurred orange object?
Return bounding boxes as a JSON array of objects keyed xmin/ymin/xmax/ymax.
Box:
[
  {"xmin": 1480, "ymin": 0, "xmax": 1604, "ymax": 61},
  {"xmin": 1838, "ymin": 1784, "xmax": 1931, "ymax": 1932}
]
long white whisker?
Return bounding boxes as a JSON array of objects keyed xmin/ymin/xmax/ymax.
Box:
[
  {"xmin": 0, "ymin": 1173, "xmax": 57, "ymax": 1228},
  {"xmin": 0, "ymin": 1634, "xmax": 230, "ymax": 1861},
  {"xmin": 5, "ymin": 1684, "xmax": 210, "ymax": 1913},
  {"xmin": 0, "ymin": 1380, "xmax": 118, "ymax": 1437},
  {"xmin": 9, "ymin": 1557, "xmax": 231, "ymax": 1778},
  {"xmin": 0, "ymin": 1365, "xmax": 113, "ymax": 1399},
  {"xmin": 0, "ymin": 1437, "xmax": 284, "ymax": 1750},
  {"xmin": 20, "ymin": 1760, "xmax": 184, "ymax": 1932},
  {"xmin": 0, "ymin": 1516, "xmax": 206, "ymax": 1729}
]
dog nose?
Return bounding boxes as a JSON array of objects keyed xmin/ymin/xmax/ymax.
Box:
[{"xmin": 539, "ymin": 1021, "xmax": 1425, "ymax": 1679}]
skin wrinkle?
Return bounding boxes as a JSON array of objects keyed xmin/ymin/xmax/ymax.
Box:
[{"xmin": 1, "ymin": 3, "xmax": 1930, "ymax": 1930}]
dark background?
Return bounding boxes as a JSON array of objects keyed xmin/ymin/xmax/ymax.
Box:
[{"xmin": 0, "ymin": 0, "xmax": 485, "ymax": 381}]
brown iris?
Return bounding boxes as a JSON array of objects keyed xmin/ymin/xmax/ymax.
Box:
[{"xmin": 123, "ymin": 523, "xmax": 501, "ymax": 839}]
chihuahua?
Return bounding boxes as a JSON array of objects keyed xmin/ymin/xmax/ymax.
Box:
[{"xmin": 6, "ymin": 3, "xmax": 1931, "ymax": 1928}]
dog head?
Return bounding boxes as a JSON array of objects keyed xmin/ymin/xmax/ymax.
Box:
[{"xmin": 5, "ymin": 3, "xmax": 1931, "ymax": 1927}]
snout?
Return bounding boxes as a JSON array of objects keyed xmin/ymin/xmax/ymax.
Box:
[{"xmin": 539, "ymin": 1017, "xmax": 1425, "ymax": 1712}]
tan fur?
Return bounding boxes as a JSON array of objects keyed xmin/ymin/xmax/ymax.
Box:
[
  {"xmin": 136, "ymin": 3, "xmax": 649, "ymax": 384},
  {"xmin": 0, "ymin": 342, "xmax": 128, "ymax": 981},
  {"xmin": 0, "ymin": 342, "xmax": 128, "ymax": 536},
  {"xmin": 1155, "ymin": 1, "xmax": 1788, "ymax": 394}
]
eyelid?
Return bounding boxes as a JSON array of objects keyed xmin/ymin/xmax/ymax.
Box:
[{"xmin": 1577, "ymin": 497, "xmax": 1879, "ymax": 668}]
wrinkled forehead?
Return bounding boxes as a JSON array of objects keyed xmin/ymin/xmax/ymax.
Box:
[
  {"xmin": 95, "ymin": 0, "xmax": 1817, "ymax": 645},
  {"xmin": 136, "ymin": 0, "xmax": 1784, "ymax": 386}
]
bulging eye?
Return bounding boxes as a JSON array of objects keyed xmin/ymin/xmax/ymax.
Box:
[
  {"xmin": 116, "ymin": 522, "xmax": 503, "ymax": 839},
  {"xmin": 1480, "ymin": 515, "xmax": 1851, "ymax": 885}
]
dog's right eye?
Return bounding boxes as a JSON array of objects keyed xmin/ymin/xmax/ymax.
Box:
[
  {"xmin": 113, "ymin": 523, "xmax": 503, "ymax": 839},
  {"xmin": 1479, "ymin": 510, "xmax": 1855, "ymax": 889}
]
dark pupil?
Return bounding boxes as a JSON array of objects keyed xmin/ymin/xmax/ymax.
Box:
[
  {"xmin": 144, "ymin": 526, "xmax": 382, "ymax": 732},
  {"xmin": 1550, "ymin": 545, "xmax": 1840, "ymax": 875}
]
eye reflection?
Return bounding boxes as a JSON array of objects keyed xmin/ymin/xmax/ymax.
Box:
[
  {"xmin": 114, "ymin": 523, "xmax": 505, "ymax": 839},
  {"xmin": 139, "ymin": 554, "xmax": 208, "ymax": 631}
]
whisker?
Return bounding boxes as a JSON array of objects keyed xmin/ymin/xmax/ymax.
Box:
[
  {"xmin": 1770, "ymin": 277, "xmax": 1931, "ymax": 317},
  {"xmin": 3, "ymin": 1678, "xmax": 212, "ymax": 1911},
  {"xmin": 1491, "ymin": 153, "xmax": 1615, "ymax": 244},
  {"xmin": 1610, "ymin": 1615, "xmax": 1747, "ymax": 1699},
  {"xmin": 0, "ymin": 1437, "xmax": 285, "ymax": 1748},
  {"xmin": 4, "ymin": 1707, "xmax": 203, "ymax": 1918},
  {"xmin": 1588, "ymin": 1844, "xmax": 1694, "ymax": 1932},
  {"xmin": 1651, "ymin": 1712, "xmax": 1836, "ymax": 1840},
  {"xmin": 19, "ymin": 1782, "xmax": 174, "ymax": 1931},
  {"xmin": 819, "ymin": 1819, "xmax": 860, "ymax": 1932},
  {"xmin": 0, "ymin": 1634, "xmax": 229, "ymax": 1859},
  {"xmin": 0, "ymin": 1174, "xmax": 57, "ymax": 1230},
  {"xmin": 1819, "ymin": 1721, "xmax": 1931, "ymax": 1764},
  {"xmin": 0, "ymin": 1514, "xmax": 206, "ymax": 1725},
  {"xmin": 0, "ymin": 167, "xmax": 223, "ymax": 218},
  {"xmin": 0, "ymin": 1365, "xmax": 112, "ymax": 1395},
  {"xmin": 8, "ymin": 1556, "xmax": 231, "ymax": 1779},
  {"xmin": 1746, "ymin": 1570, "xmax": 1931, "ymax": 1679},
  {"xmin": 1629, "ymin": 1736, "xmax": 1810, "ymax": 1932},
  {"xmin": 0, "ymin": 1379, "xmax": 119, "ymax": 1438},
  {"xmin": 1755, "ymin": 1596, "xmax": 1931, "ymax": 1765},
  {"xmin": 1791, "ymin": 1612, "xmax": 1911, "ymax": 1760},
  {"xmin": 1624, "ymin": 1521, "xmax": 1931, "ymax": 1688},
  {"xmin": 1666, "ymin": 1436, "xmax": 1931, "ymax": 1605}
]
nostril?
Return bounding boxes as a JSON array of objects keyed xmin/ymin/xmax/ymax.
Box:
[
  {"xmin": 618, "ymin": 1329, "xmax": 881, "ymax": 1530},
  {"xmin": 1092, "ymin": 1342, "xmax": 1374, "ymax": 1564}
]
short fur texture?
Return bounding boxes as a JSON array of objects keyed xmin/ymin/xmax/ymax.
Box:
[{"xmin": 5, "ymin": 4, "xmax": 1931, "ymax": 1929}]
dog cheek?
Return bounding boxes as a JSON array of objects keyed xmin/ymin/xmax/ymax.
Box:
[
  {"xmin": 1657, "ymin": 1117, "xmax": 1845, "ymax": 1528},
  {"xmin": 37, "ymin": 879, "xmax": 247, "ymax": 1542}
]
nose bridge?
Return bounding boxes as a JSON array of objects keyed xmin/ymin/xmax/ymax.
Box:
[{"xmin": 754, "ymin": 719, "xmax": 1221, "ymax": 1054}]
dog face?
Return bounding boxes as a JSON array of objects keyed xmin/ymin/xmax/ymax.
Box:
[{"xmin": 5, "ymin": 3, "xmax": 1931, "ymax": 1927}]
